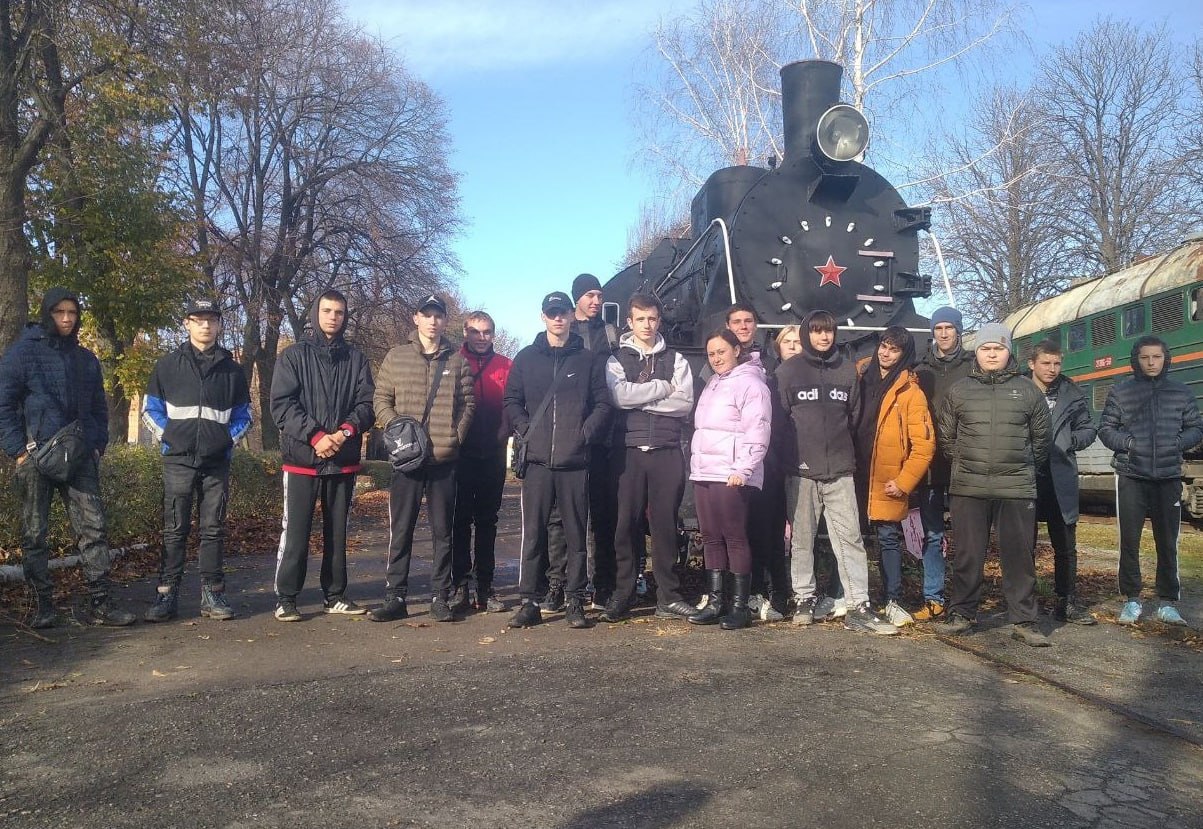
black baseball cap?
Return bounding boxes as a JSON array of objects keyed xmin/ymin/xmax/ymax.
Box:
[
  {"xmin": 541, "ymin": 291, "xmax": 573, "ymax": 315},
  {"xmin": 184, "ymin": 298, "xmax": 222, "ymax": 318},
  {"xmin": 418, "ymin": 294, "xmax": 448, "ymax": 314}
]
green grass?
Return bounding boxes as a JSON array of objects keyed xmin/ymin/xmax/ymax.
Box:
[{"xmin": 1074, "ymin": 522, "xmax": 1203, "ymax": 582}]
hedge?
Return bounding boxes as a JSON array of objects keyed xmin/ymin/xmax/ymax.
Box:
[{"xmin": 0, "ymin": 446, "xmax": 283, "ymax": 564}]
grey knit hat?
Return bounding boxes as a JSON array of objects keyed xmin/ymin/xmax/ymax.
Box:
[{"xmin": 975, "ymin": 323, "xmax": 1012, "ymax": 352}]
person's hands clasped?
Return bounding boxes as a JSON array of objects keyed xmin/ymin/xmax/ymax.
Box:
[{"xmin": 726, "ymin": 473, "xmax": 745, "ymax": 487}]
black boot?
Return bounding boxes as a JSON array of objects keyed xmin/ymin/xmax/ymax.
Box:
[
  {"xmin": 87, "ymin": 593, "xmax": 136, "ymax": 627},
  {"xmin": 144, "ymin": 585, "xmax": 180, "ymax": 623},
  {"xmin": 31, "ymin": 592, "xmax": 56, "ymax": 629},
  {"xmin": 721, "ymin": 573, "xmax": 752, "ymax": 630},
  {"xmin": 688, "ymin": 570, "xmax": 726, "ymax": 625}
]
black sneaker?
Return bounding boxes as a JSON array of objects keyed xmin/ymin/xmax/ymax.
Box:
[
  {"xmin": 599, "ymin": 598, "xmax": 630, "ymax": 623},
  {"xmin": 565, "ymin": 596, "xmax": 593, "ymax": 629},
  {"xmin": 539, "ymin": 582, "xmax": 566, "ymax": 613},
  {"xmin": 792, "ymin": 596, "xmax": 818, "ymax": 626},
  {"xmin": 144, "ymin": 587, "xmax": 179, "ymax": 623},
  {"xmin": 323, "ymin": 597, "xmax": 367, "ymax": 615},
  {"xmin": 31, "ymin": 595, "xmax": 57, "ymax": 629},
  {"xmin": 274, "ymin": 600, "xmax": 302, "ymax": 622},
  {"xmin": 655, "ymin": 601, "xmax": 695, "ymax": 619},
  {"xmin": 485, "ymin": 594, "xmax": 506, "ymax": 613},
  {"xmin": 200, "ymin": 585, "xmax": 237, "ymax": 621},
  {"xmin": 509, "ymin": 601, "xmax": 542, "ymax": 628},
  {"xmin": 429, "ymin": 596, "xmax": 455, "ymax": 622},
  {"xmin": 938, "ymin": 612, "xmax": 974, "ymax": 635},
  {"xmin": 1055, "ymin": 596, "xmax": 1097, "ymax": 626},
  {"xmin": 368, "ymin": 597, "xmax": 408, "ymax": 622},
  {"xmin": 843, "ymin": 602, "xmax": 899, "ymax": 635},
  {"xmin": 87, "ymin": 596, "xmax": 136, "ymax": 627}
]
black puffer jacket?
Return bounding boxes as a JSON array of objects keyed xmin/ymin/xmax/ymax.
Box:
[
  {"xmin": 775, "ymin": 323, "xmax": 859, "ymax": 481},
  {"xmin": 914, "ymin": 345, "xmax": 974, "ymax": 486},
  {"xmin": 0, "ymin": 288, "xmax": 108, "ymax": 456},
  {"xmin": 1032, "ymin": 373, "xmax": 1096, "ymax": 524},
  {"xmin": 1098, "ymin": 344, "xmax": 1203, "ymax": 481},
  {"xmin": 936, "ymin": 357, "xmax": 1050, "ymax": 499},
  {"xmin": 270, "ymin": 318, "xmax": 375, "ymax": 475},
  {"xmin": 503, "ymin": 332, "xmax": 612, "ymax": 470}
]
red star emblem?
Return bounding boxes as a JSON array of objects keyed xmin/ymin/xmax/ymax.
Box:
[{"xmin": 815, "ymin": 256, "xmax": 846, "ymax": 288}]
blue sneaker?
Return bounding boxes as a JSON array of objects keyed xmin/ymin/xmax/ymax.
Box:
[
  {"xmin": 1117, "ymin": 599, "xmax": 1142, "ymax": 625},
  {"xmin": 1154, "ymin": 604, "xmax": 1187, "ymax": 626}
]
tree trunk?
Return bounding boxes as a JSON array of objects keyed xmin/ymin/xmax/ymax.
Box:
[
  {"xmin": 0, "ymin": 167, "xmax": 30, "ymax": 353},
  {"xmin": 256, "ymin": 322, "xmax": 281, "ymax": 451}
]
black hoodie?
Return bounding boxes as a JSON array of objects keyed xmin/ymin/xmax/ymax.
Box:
[
  {"xmin": 0, "ymin": 288, "xmax": 108, "ymax": 456},
  {"xmin": 774, "ymin": 312, "xmax": 860, "ymax": 480},
  {"xmin": 1098, "ymin": 338, "xmax": 1203, "ymax": 480}
]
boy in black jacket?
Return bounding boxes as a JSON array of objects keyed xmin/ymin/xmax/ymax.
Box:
[
  {"xmin": 1099, "ymin": 335, "xmax": 1202, "ymax": 626},
  {"xmin": 504, "ymin": 291, "xmax": 612, "ymax": 629},
  {"xmin": 269, "ymin": 290, "xmax": 375, "ymax": 621},
  {"xmin": 142, "ymin": 298, "xmax": 252, "ymax": 621}
]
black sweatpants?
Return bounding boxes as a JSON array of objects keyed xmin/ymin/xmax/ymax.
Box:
[
  {"xmin": 1116, "ymin": 475, "xmax": 1181, "ymax": 601},
  {"xmin": 612, "ymin": 446, "xmax": 686, "ymax": 607},
  {"xmin": 275, "ymin": 471, "xmax": 355, "ymax": 602},
  {"xmin": 385, "ymin": 461, "xmax": 456, "ymax": 600},
  {"xmin": 1035, "ymin": 475, "xmax": 1078, "ymax": 598},
  {"xmin": 160, "ymin": 461, "xmax": 230, "ymax": 588},
  {"xmin": 748, "ymin": 465, "xmax": 790, "ymax": 600},
  {"xmin": 545, "ymin": 445, "xmax": 614, "ymax": 595},
  {"xmin": 452, "ymin": 450, "xmax": 507, "ymax": 590},
  {"xmin": 519, "ymin": 464, "xmax": 589, "ymax": 602},
  {"xmin": 947, "ymin": 495, "xmax": 1037, "ymax": 623}
]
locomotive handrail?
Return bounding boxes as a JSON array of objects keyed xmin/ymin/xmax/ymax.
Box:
[{"xmin": 655, "ymin": 218, "xmax": 737, "ymax": 305}]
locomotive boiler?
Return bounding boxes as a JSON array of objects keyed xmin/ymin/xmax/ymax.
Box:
[{"xmin": 604, "ymin": 60, "xmax": 933, "ymax": 358}]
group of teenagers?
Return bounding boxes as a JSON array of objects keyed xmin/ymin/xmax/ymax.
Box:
[{"xmin": 1, "ymin": 279, "xmax": 1197, "ymax": 642}]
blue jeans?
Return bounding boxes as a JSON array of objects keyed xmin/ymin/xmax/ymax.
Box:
[
  {"xmin": 916, "ymin": 485, "xmax": 947, "ymax": 603},
  {"xmin": 876, "ymin": 521, "xmax": 904, "ymax": 601}
]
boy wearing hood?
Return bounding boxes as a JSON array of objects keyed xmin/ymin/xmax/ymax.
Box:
[
  {"xmin": 936, "ymin": 324, "xmax": 1051, "ymax": 646},
  {"xmin": 775, "ymin": 310, "xmax": 897, "ymax": 635},
  {"xmin": 370, "ymin": 294, "xmax": 475, "ymax": 624},
  {"xmin": 270, "ymin": 290, "xmax": 375, "ymax": 622},
  {"xmin": 912, "ymin": 306, "xmax": 974, "ymax": 620},
  {"xmin": 603, "ymin": 293, "xmax": 694, "ymax": 621},
  {"xmin": 142, "ymin": 299, "xmax": 252, "ymax": 622},
  {"xmin": 853, "ymin": 326, "xmax": 935, "ymax": 627},
  {"xmin": 0, "ymin": 288, "xmax": 135, "ymax": 627},
  {"xmin": 1099, "ymin": 335, "xmax": 1202, "ymax": 626}
]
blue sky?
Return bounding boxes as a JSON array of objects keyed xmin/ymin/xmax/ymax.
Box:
[{"xmin": 343, "ymin": 0, "xmax": 1201, "ymax": 343}]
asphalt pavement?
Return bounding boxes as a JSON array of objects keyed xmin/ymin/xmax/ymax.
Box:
[{"xmin": 2, "ymin": 485, "xmax": 1201, "ymax": 829}]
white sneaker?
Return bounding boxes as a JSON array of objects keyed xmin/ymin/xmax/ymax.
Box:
[
  {"xmin": 813, "ymin": 595, "xmax": 847, "ymax": 621},
  {"xmin": 883, "ymin": 600, "xmax": 915, "ymax": 627},
  {"xmin": 758, "ymin": 598, "xmax": 784, "ymax": 622}
]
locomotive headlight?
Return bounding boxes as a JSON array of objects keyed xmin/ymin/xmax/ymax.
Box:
[{"xmin": 816, "ymin": 104, "xmax": 869, "ymax": 162}]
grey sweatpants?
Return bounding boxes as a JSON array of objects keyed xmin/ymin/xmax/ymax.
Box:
[{"xmin": 786, "ymin": 475, "xmax": 870, "ymax": 607}]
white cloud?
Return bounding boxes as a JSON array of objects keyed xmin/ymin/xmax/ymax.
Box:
[{"xmin": 345, "ymin": 0, "xmax": 683, "ymax": 75}]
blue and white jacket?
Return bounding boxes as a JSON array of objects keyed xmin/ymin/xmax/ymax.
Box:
[{"xmin": 142, "ymin": 342, "xmax": 252, "ymax": 467}]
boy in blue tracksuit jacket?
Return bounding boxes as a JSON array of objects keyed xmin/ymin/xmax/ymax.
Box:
[{"xmin": 142, "ymin": 298, "xmax": 252, "ymax": 622}]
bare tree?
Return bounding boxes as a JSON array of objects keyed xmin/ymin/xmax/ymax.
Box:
[
  {"xmin": 623, "ymin": 199, "xmax": 691, "ymax": 267},
  {"xmin": 1180, "ymin": 36, "xmax": 1203, "ymax": 209},
  {"xmin": 1033, "ymin": 19, "xmax": 1196, "ymax": 275},
  {"xmin": 925, "ymin": 86, "xmax": 1071, "ymax": 324},
  {"xmin": 163, "ymin": 0, "xmax": 460, "ymax": 448}
]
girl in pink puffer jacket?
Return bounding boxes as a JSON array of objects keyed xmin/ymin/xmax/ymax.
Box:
[{"xmin": 688, "ymin": 329, "xmax": 772, "ymax": 630}]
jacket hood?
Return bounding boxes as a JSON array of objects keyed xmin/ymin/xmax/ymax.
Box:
[
  {"xmin": 534, "ymin": 330, "xmax": 585, "ymax": 355},
  {"xmin": 618, "ymin": 330, "xmax": 666, "ymax": 357},
  {"xmin": 798, "ymin": 311, "xmax": 838, "ymax": 361},
  {"xmin": 1129, "ymin": 337, "xmax": 1170, "ymax": 380},
  {"xmin": 308, "ymin": 296, "xmax": 348, "ymax": 344},
  {"xmin": 40, "ymin": 287, "xmax": 81, "ymax": 339}
]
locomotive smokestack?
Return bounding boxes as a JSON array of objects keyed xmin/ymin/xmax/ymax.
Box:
[{"xmin": 781, "ymin": 60, "xmax": 843, "ymax": 164}]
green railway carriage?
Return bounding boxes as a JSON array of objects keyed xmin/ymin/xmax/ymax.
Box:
[{"xmin": 1000, "ymin": 235, "xmax": 1203, "ymax": 516}]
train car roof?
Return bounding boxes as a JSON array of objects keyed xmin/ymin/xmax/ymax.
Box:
[{"xmin": 1002, "ymin": 237, "xmax": 1203, "ymax": 339}]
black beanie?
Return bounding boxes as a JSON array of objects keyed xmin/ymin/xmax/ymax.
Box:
[{"xmin": 571, "ymin": 273, "xmax": 602, "ymax": 303}]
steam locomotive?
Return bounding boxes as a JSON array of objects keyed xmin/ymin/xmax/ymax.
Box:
[{"xmin": 602, "ymin": 59, "xmax": 932, "ymax": 360}]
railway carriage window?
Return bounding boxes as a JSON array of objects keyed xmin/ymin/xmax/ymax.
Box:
[
  {"xmin": 1152, "ymin": 292, "xmax": 1185, "ymax": 332},
  {"xmin": 1068, "ymin": 322, "xmax": 1087, "ymax": 352},
  {"xmin": 1091, "ymin": 314, "xmax": 1116, "ymax": 348},
  {"xmin": 1121, "ymin": 305, "xmax": 1146, "ymax": 338},
  {"xmin": 1192, "ymin": 288, "xmax": 1203, "ymax": 321}
]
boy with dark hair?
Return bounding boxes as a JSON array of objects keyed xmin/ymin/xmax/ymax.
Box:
[
  {"xmin": 271, "ymin": 289, "xmax": 376, "ymax": 621},
  {"xmin": 776, "ymin": 310, "xmax": 897, "ymax": 635},
  {"xmin": 603, "ymin": 293, "xmax": 694, "ymax": 621},
  {"xmin": 1099, "ymin": 335, "xmax": 1202, "ymax": 626},
  {"xmin": 1026, "ymin": 338, "xmax": 1097, "ymax": 624}
]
